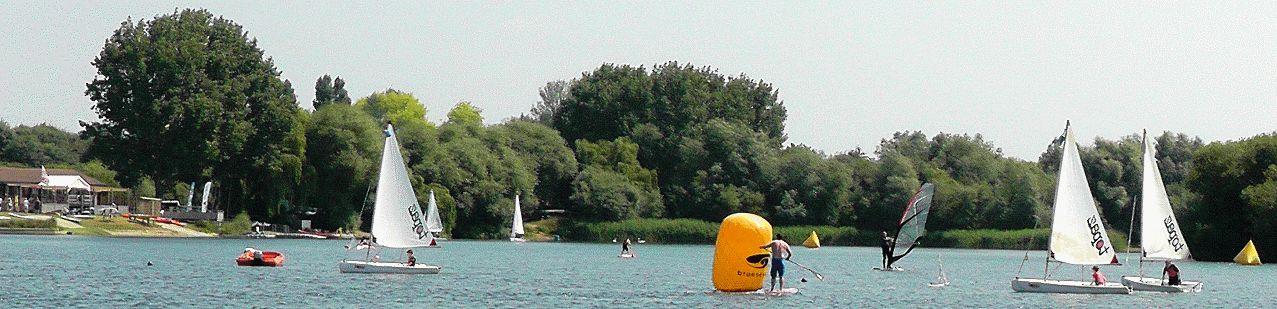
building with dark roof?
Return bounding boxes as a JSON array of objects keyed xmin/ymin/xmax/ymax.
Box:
[{"xmin": 0, "ymin": 167, "xmax": 127, "ymax": 213}]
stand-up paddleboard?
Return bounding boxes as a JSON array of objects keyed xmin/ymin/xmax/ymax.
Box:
[
  {"xmin": 618, "ymin": 253, "xmax": 636, "ymax": 258},
  {"xmin": 872, "ymin": 266, "xmax": 904, "ymax": 271},
  {"xmin": 769, "ymin": 288, "xmax": 799, "ymax": 295},
  {"xmin": 712, "ymin": 213, "xmax": 773, "ymax": 292}
]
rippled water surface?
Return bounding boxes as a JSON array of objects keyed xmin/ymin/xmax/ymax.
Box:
[{"xmin": 0, "ymin": 235, "xmax": 1271, "ymax": 308}]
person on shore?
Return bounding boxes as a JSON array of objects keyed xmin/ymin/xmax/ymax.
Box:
[
  {"xmin": 1163, "ymin": 261, "xmax": 1181, "ymax": 285},
  {"xmin": 406, "ymin": 249, "xmax": 416, "ymax": 266},
  {"xmin": 880, "ymin": 231, "xmax": 894, "ymax": 269},
  {"xmin": 22, "ymin": 198, "xmax": 30, "ymax": 213},
  {"xmin": 621, "ymin": 238, "xmax": 632, "ymax": 255},
  {"xmin": 759, "ymin": 233, "xmax": 793, "ymax": 292},
  {"xmin": 1091, "ymin": 266, "xmax": 1107, "ymax": 285}
]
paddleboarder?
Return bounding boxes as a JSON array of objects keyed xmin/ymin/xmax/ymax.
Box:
[
  {"xmin": 620, "ymin": 238, "xmax": 632, "ymax": 256},
  {"xmin": 759, "ymin": 233, "xmax": 793, "ymax": 292}
]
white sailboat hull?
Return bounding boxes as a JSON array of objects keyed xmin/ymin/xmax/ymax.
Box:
[
  {"xmin": 1011, "ymin": 278, "xmax": 1132, "ymax": 294},
  {"xmin": 338, "ymin": 260, "xmax": 441, "ymax": 274},
  {"xmin": 1120, "ymin": 276, "xmax": 1203, "ymax": 293}
]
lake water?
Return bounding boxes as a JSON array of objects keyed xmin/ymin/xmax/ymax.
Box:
[{"xmin": 1, "ymin": 235, "xmax": 1272, "ymax": 308}]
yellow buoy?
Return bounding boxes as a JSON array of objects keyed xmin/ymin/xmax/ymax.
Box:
[
  {"xmin": 803, "ymin": 231, "xmax": 820, "ymax": 248},
  {"xmin": 1234, "ymin": 239, "xmax": 1262, "ymax": 265},
  {"xmin": 712, "ymin": 213, "xmax": 772, "ymax": 292}
]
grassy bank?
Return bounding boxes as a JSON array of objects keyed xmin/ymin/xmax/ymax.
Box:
[{"xmin": 554, "ymin": 218, "xmax": 1130, "ymax": 251}]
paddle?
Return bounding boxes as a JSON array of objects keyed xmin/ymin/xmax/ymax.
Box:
[{"xmin": 785, "ymin": 258, "xmax": 824, "ymax": 281}]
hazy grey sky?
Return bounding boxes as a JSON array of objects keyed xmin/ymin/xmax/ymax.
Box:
[{"xmin": 3, "ymin": 2, "xmax": 1275, "ymax": 160}]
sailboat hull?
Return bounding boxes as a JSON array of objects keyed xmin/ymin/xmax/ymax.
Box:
[
  {"xmin": 1120, "ymin": 276, "xmax": 1203, "ymax": 292},
  {"xmin": 338, "ymin": 260, "xmax": 441, "ymax": 274},
  {"xmin": 1011, "ymin": 278, "xmax": 1132, "ymax": 294}
]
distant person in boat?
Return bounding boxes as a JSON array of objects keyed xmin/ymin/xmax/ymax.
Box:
[
  {"xmin": 1091, "ymin": 266, "xmax": 1107, "ymax": 285},
  {"xmin": 245, "ymin": 248, "xmax": 264, "ymax": 266},
  {"xmin": 406, "ymin": 249, "xmax": 416, "ymax": 266},
  {"xmin": 880, "ymin": 231, "xmax": 894, "ymax": 268},
  {"xmin": 621, "ymin": 238, "xmax": 632, "ymax": 255},
  {"xmin": 1163, "ymin": 261, "xmax": 1181, "ymax": 285},
  {"xmin": 759, "ymin": 233, "xmax": 793, "ymax": 291}
]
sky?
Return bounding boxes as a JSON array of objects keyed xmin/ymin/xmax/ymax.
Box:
[{"xmin": 3, "ymin": 2, "xmax": 1275, "ymax": 160}]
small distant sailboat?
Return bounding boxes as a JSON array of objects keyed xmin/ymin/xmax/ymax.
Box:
[
  {"xmin": 803, "ymin": 231, "xmax": 820, "ymax": 248},
  {"xmin": 338, "ymin": 123, "xmax": 440, "ymax": 274},
  {"xmin": 1120, "ymin": 130, "xmax": 1203, "ymax": 292},
  {"xmin": 1011, "ymin": 121, "xmax": 1130, "ymax": 294},
  {"xmin": 425, "ymin": 190, "xmax": 446, "ymax": 241},
  {"xmin": 928, "ymin": 254, "xmax": 950, "ymax": 287},
  {"xmin": 1235, "ymin": 240, "xmax": 1261, "ymax": 265},
  {"xmin": 510, "ymin": 194, "xmax": 526, "ymax": 242},
  {"xmin": 875, "ymin": 182, "xmax": 936, "ymax": 271}
]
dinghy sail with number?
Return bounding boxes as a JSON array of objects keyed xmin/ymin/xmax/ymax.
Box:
[
  {"xmin": 425, "ymin": 190, "xmax": 446, "ymax": 240},
  {"xmin": 510, "ymin": 194, "xmax": 526, "ymax": 242},
  {"xmin": 338, "ymin": 123, "xmax": 440, "ymax": 274},
  {"xmin": 875, "ymin": 183, "xmax": 935, "ymax": 271},
  {"xmin": 1011, "ymin": 121, "xmax": 1130, "ymax": 294},
  {"xmin": 1120, "ymin": 130, "xmax": 1202, "ymax": 292}
]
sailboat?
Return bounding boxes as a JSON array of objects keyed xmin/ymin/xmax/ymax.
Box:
[
  {"xmin": 338, "ymin": 123, "xmax": 440, "ymax": 274},
  {"xmin": 928, "ymin": 254, "xmax": 951, "ymax": 287},
  {"xmin": 1120, "ymin": 130, "xmax": 1203, "ymax": 292},
  {"xmin": 510, "ymin": 194, "xmax": 526, "ymax": 242},
  {"xmin": 425, "ymin": 190, "xmax": 447, "ymax": 240},
  {"xmin": 875, "ymin": 183, "xmax": 936, "ymax": 271},
  {"xmin": 1011, "ymin": 121, "xmax": 1130, "ymax": 294}
]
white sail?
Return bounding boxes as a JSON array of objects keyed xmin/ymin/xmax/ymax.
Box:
[
  {"xmin": 1048, "ymin": 122, "xmax": 1118, "ymax": 265},
  {"xmin": 371, "ymin": 124, "xmax": 434, "ymax": 249},
  {"xmin": 1140, "ymin": 130, "xmax": 1192, "ymax": 260},
  {"xmin": 425, "ymin": 190, "xmax": 443, "ymax": 234},
  {"xmin": 511, "ymin": 194, "xmax": 524, "ymax": 238}
]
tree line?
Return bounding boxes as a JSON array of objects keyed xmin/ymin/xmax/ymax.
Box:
[{"xmin": 3, "ymin": 9, "xmax": 1272, "ymax": 260}]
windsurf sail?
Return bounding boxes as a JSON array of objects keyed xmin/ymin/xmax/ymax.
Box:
[{"xmin": 889, "ymin": 183, "xmax": 936, "ymax": 262}]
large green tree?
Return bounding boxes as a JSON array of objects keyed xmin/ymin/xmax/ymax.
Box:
[
  {"xmin": 303, "ymin": 104, "xmax": 380, "ymax": 230},
  {"xmin": 82, "ymin": 9, "xmax": 299, "ymax": 216}
]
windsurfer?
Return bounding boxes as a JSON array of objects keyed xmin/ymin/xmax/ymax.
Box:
[
  {"xmin": 1163, "ymin": 261, "xmax": 1180, "ymax": 285},
  {"xmin": 759, "ymin": 233, "xmax": 793, "ymax": 291},
  {"xmin": 880, "ymin": 231, "xmax": 893, "ymax": 268}
]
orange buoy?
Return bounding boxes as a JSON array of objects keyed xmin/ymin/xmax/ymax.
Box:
[{"xmin": 711, "ymin": 213, "xmax": 773, "ymax": 292}]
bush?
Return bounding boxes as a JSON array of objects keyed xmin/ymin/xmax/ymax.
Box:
[
  {"xmin": 0, "ymin": 218, "xmax": 56, "ymax": 229},
  {"xmin": 189, "ymin": 212, "xmax": 253, "ymax": 235},
  {"xmin": 773, "ymin": 226, "xmax": 861, "ymax": 246},
  {"xmin": 930, "ymin": 229, "xmax": 1048, "ymax": 250},
  {"xmin": 558, "ymin": 218, "xmax": 719, "ymax": 244}
]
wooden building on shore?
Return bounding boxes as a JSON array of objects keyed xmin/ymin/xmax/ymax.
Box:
[{"xmin": 0, "ymin": 167, "xmax": 128, "ymax": 213}]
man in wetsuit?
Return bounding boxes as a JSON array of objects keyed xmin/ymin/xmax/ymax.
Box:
[{"xmin": 759, "ymin": 233, "xmax": 793, "ymax": 292}]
